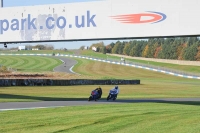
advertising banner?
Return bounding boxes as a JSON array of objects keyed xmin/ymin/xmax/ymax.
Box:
[{"xmin": 0, "ymin": 0, "xmax": 200, "ymax": 42}]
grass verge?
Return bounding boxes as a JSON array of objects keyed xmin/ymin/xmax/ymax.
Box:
[
  {"xmin": 0, "ymin": 56, "xmax": 62, "ymax": 72},
  {"xmin": 0, "ymin": 103, "xmax": 200, "ymax": 133},
  {"xmin": 80, "ymin": 50, "xmax": 200, "ymax": 74},
  {"xmin": 0, "ymin": 82, "xmax": 200, "ymax": 102}
]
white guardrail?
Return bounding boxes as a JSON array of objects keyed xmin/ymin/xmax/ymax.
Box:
[{"xmin": 0, "ymin": 53, "xmax": 200, "ymax": 80}]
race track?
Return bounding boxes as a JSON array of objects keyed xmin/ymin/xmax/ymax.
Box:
[
  {"xmin": 1, "ymin": 56, "xmax": 199, "ymax": 112},
  {"xmin": 1, "ymin": 98, "xmax": 200, "ymax": 111},
  {"xmin": 53, "ymin": 56, "xmax": 78, "ymax": 74}
]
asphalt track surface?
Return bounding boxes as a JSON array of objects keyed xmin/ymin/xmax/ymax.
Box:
[
  {"xmin": 1, "ymin": 98, "xmax": 200, "ymax": 111},
  {"xmin": 53, "ymin": 56, "xmax": 78, "ymax": 74}
]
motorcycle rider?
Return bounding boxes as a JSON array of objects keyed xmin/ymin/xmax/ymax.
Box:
[
  {"xmin": 110, "ymin": 85, "xmax": 119, "ymax": 99},
  {"xmin": 89, "ymin": 89, "xmax": 99, "ymax": 101},
  {"xmin": 95, "ymin": 86, "xmax": 102, "ymax": 99}
]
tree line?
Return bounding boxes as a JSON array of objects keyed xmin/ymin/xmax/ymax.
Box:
[
  {"xmin": 25, "ymin": 44, "xmax": 54, "ymax": 50},
  {"xmin": 88, "ymin": 37, "xmax": 200, "ymax": 61}
]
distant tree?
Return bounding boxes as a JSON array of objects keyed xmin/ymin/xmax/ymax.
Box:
[
  {"xmin": 177, "ymin": 44, "xmax": 186, "ymax": 60},
  {"xmin": 134, "ymin": 44, "xmax": 142, "ymax": 57},
  {"xmin": 101, "ymin": 37, "xmax": 200, "ymax": 61},
  {"xmin": 79, "ymin": 46, "xmax": 85, "ymax": 50},
  {"xmin": 44, "ymin": 44, "xmax": 54, "ymax": 50},
  {"xmin": 147, "ymin": 44, "xmax": 154, "ymax": 58},
  {"xmin": 142, "ymin": 45, "xmax": 149, "ymax": 57},
  {"xmin": 195, "ymin": 46, "xmax": 200, "ymax": 61},
  {"xmin": 123, "ymin": 42, "xmax": 130, "ymax": 55},
  {"xmin": 154, "ymin": 45, "xmax": 162, "ymax": 58},
  {"xmin": 183, "ymin": 43, "xmax": 198, "ymax": 60},
  {"xmin": 157, "ymin": 38, "xmax": 165, "ymax": 45},
  {"xmin": 110, "ymin": 42, "xmax": 115, "ymax": 48},
  {"xmin": 34, "ymin": 44, "xmax": 45, "ymax": 50},
  {"xmin": 188, "ymin": 37, "xmax": 198, "ymax": 46},
  {"xmin": 89, "ymin": 42, "xmax": 104, "ymax": 50},
  {"xmin": 64, "ymin": 48, "xmax": 68, "ymax": 51},
  {"xmin": 25, "ymin": 44, "xmax": 33, "ymax": 50},
  {"xmin": 100, "ymin": 46, "xmax": 107, "ymax": 54},
  {"xmin": 118, "ymin": 42, "xmax": 124, "ymax": 54},
  {"xmin": 106, "ymin": 45, "xmax": 112, "ymax": 53},
  {"xmin": 129, "ymin": 46, "xmax": 136, "ymax": 56},
  {"xmin": 180, "ymin": 37, "xmax": 188, "ymax": 44},
  {"xmin": 170, "ymin": 43, "xmax": 178, "ymax": 59},
  {"xmin": 112, "ymin": 43, "xmax": 120, "ymax": 54}
]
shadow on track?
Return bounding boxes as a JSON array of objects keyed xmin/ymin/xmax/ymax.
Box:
[
  {"xmin": 0, "ymin": 94, "xmax": 88, "ymax": 101},
  {"xmin": 1, "ymin": 94, "xmax": 200, "ymax": 106}
]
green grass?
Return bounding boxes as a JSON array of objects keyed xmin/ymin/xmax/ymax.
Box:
[
  {"xmin": 0, "ymin": 80, "xmax": 200, "ymax": 102},
  {"xmin": 1, "ymin": 49, "xmax": 200, "ymax": 74},
  {"xmin": 1, "ymin": 103, "xmax": 200, "ymax": 133},
  {"xmin": 0, "ymin": 58, "xmax": 199, "ymax": 102},
  {"xmin": 80, "ymin": 50, "xmax": 200, "ymax": 74},
  {"xmin": 0, "ymin": 50, "xmax": 200, "ymax": 132},
  {"xmin": 124, "ymin": 58, "xmax": 200, "ymax": 74},
  {"xmin": 0, "ymin": 56, "xmax": 62, "ymax": 72},
  {"xmin": 72, "ymin": 58, "xmax": 199, "ymax": 81},
  {"xmin": 81, "ymin": 50, "xmax": 119, "ymax": 60}
]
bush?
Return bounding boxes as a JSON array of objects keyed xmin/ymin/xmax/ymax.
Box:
[{"xmin": 0, "ymin": 66, "xmax": 8, "ymax": 72}]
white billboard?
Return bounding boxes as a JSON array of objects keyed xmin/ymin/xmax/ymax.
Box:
[{"xmin": 0, "ymin": 0, "xmax": 200, "ymax": 43}]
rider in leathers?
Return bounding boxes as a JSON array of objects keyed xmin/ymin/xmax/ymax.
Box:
[
  {"xmin": 110, "ymin": 85, "xmax": 119, "ymax": 99},
  {"xmin": 95, "ymin": 86, "xmax": 102, "ymax": 99}
]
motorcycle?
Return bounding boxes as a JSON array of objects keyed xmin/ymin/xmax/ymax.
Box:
[
  {"xmin": 107, "ymin": 90, "xmax": 118, "ymax": 101},
  {"xmin": 88, "ymin": 90, "xmax": 100, "ymax": 101}
]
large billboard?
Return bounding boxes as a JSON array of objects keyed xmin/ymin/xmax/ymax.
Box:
[{"xmin": 0, "ymin": 0, "xmax": 200, "ymax": 43}]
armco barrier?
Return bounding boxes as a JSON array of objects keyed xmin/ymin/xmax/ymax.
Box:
[{"xmin": 0, "ymin": 79, "xmax": 140, "ymax": 86}]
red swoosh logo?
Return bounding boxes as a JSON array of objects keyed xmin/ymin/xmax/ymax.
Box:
[{"xmin": 111, "ymin": 13, "xmax": 162, "ymax": 24}]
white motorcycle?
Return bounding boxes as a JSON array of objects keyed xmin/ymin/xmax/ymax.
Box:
[{"xmin": 107, "ymin": 90, "xmax": 118, "ymax": 101}]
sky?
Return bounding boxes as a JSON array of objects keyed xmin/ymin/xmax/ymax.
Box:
[{"xmin": 1, "ymin": 0, "xmax": 130, "ymax": 49}]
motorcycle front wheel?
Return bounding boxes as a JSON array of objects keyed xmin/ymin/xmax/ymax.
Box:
[
  {"xmin": 113, "ymin": 97, "xmax": 116, "ymax": 101},
  {"xmin": 88, "ymin": 96, "xmax": 92, "ymax": 101},
  {"xmin": 107, "ymin": 95, "xmax": 110, "ymax": 101}
]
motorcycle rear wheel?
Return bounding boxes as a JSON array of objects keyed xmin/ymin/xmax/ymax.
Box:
[
  {"xmin": 88, "ymin": 96, "xmax": 92, "ymax": 101},
  {"xmin": 107, "ymin": 95, "xmax": 110, "ymax": 101}
]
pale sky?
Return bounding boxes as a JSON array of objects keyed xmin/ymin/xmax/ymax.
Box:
[{"xmin": 0, "ymin": 0, "xmax": 131, "ymax": 49}]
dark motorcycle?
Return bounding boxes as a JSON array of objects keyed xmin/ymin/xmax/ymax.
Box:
[
  {"xmin": 88, "ymin": 90, "xmax": 100, "ymax": 101},
  {"xmin": 107, "ymin": 90, "xmax": 117, "ymax": 101}
]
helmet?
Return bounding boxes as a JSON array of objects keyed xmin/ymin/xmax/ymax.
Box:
[
  {"xmin": 96, "ymin": 86, "xmax": 101, "ymax": 90},
  {"xmin": 115, "ymin": 86, "xmax": 118, "ymax": 89}
]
